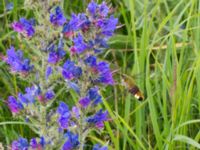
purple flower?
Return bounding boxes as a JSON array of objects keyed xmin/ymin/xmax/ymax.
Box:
[
  {"xmin": 5, "ymin": 46, "xmax": 33, "ymax": 74},
  {"xmin": 84, "ymin": 55, "xmax": 114, "ymax": 85},
  {"xmin": 77, "ymin": 13, "xmax": 91, "ymax": 32},
  {"xmin": 18, "ymin": 85, "xmax": 41, "ymax": 104},
  {"xmin": 46, "ymin": 66, "xmax": 52, "ymax": 79},
  {"xmin": 79, "ymin": 97, "xmax": 90, "ymax": 108},
  {"xmin": 50, "ymin": 6, "xmax": 66, "ymax": 26},
  {"xmin": 39, "ymin": 137, "xmax": 46, "ymax": 148},
  {"xmin": 12, "ymin": 137, "xmax": 46, "ymax": 150},
  {"xmin": 62, "ymin": 132, "xmax": 79, "ymax": 150},
  {"xmin": 26, "ymin": 85, "xmax": 40, "ymax": 97},
  {"xmin": 11, "ymin": 141, "xmax": 19, "ymax": 150},
  {"xmin": 48, "ymin": 44, "xmax": 66, "ymax": 64},
  {"xmin": 88, "ymin": 87, "xmax": 102, "ymax": 105},
  {"xmin": 87, "ymin": 0, "xmax": 98, "ymax": 16},
  {"xmin": 48, "ymin": 49, "xmax": 66, "ymax": 64},
  {"xmin": 94, "ymin": 38, "xmax": 108, "ymax": 49},
  {"xmin": 93, "ymin": 144, "xmax": 108, "ymax": 150},
  {"xmin": 30, "ymin": 138, "xmax": 38, "ymax": 148},
  {"xmin": 96, "ymin": 61, "xmax": 114, "ymax": 85},
  {"xmin": 62, "ymin": 60, "xmax": 82, "ymax": 80},
  {"xmin": 78, "ymin": 87, "xmax": 102, "ymax": 108},
  {"xmin": 12, "ymin": 18, "xmax": 35, "ymax": 37},
  {"xmin": 72, "ymin": 33, "xmax": 88, "ymax": 54},
  {"xmin": 48, "ymin": 51, "xmax": 59, "ymax": 64},
  {"xmin": 57, "ymin": 102, "xmax": 69, "ymax": 115},
  {"xmin": 11, "ymin": 137, "xmax": 29, "ymax": 150},
  {"xmin": 7, "ymin": 96, "xmax": 23, "ymax": 114},
  {"xmin": 95, "ymin": 121, "xmax": 105, "ymax": 129},
  {"xmin": 97, "ymin": 15, "xmax": 118, "ymax": 37},
  {"xmin": 63, "ymin": 13, "xmax": 90, "ymax": 37},
  {"xmin": 86, "ymin": 109, "xmax": 108, "ymax": 128},
  {"xmin": 87, "ymin": 1, "xmax": 109, "ymax": 18},
  {"xmin": 57, "ymin": 102, "xmax": 71, "ymax": 129},
  {"xmin": 84, "ymin": 55, "xmax": 97, "ymax": 67},
  {"xmin": 47, "ymin": 38, "xmax": 66, "ymax": 64},
  {"xmin": 63, "ymin": 14, "xmax": 79, "ymax": 34},
  {"xmin": 58, "ymin": 116, "xmax": 71, "ymax": 129},
  {"xmin": 7, "ymin": 85, "xmax": 43, "ymax": 113},
  {"xmin": 99, "ymin": 2, "xmax": 109, "ymax": 17},
  {"xmin": 18, "ymin": 93, "xmax": 29, "ymax": 104},
  {"xmin": 12, "ymin": 22, "xmax": 23, "ymax": 32},
  {"xmin": 45, "ymin": 90, "xmax": 55, "ymax": 100}
]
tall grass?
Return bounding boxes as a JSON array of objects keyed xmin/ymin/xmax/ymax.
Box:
[{"xmin": 0, "ymin": 0, "xmax": 200, "ymax": 149}]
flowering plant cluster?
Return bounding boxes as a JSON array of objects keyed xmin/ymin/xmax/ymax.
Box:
[{"xmin": 2, "ymin": 0, "xmax": 118, "ymax": 150}]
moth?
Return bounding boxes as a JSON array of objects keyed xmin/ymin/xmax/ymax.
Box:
[{"xmin": 121, "ymin": 74, "xmax": 144, "ymax": 101}]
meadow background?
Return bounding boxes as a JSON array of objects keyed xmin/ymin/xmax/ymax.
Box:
[{"xmin": 0, "ymin": 0, "xmax": 200, "ymax": 149}]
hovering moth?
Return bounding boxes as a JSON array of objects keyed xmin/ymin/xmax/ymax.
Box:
[{"xmin": 121, "ymin": 74, "xmax": 144, "ymax": 101}]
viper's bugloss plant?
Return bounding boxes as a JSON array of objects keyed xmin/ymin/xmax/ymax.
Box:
[{"xmin": 2, "ymin": 0, "xmax": 117, "ymax": 149}]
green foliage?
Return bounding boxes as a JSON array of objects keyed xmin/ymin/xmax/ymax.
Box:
[{"xmin": 0, "ymin": 0, "xmax": 200, "ymax": 149}]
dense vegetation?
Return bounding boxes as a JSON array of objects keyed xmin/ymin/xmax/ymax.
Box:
[{"xmin": 0, "ymin": 0, "xmax": 200, "ymax": 149}]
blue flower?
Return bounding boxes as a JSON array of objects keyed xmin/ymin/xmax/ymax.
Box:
[
  {"xmin": 93, "ymin": 144, "xmax": 108, "ymax": 150},
  {"xmin": 47, "ymin": 39, "xmax": 66, "ymax": 64},
  {"xmin": 84, "ymin": 55, "xmax": 97, "ymax": 67},
  {"xmin": 62, "ymin": 132, "xmax": 79, "ymax": 150},
  {"xmin": 62, "ymin": 60, "xmax": 82, "ymax": 80},
  {"xmin": 96, "ymin": 61, "xmax": 114, "ymax": 85},
  {"xmin": 50, "ymin": 6, "xmax": 66, "ymax": 26},
  {"xmin": 30, "ymin": 138, "xmax": 38, "ymax": 148},
  {"xmin": 12, "ymin": 137, "xmax": 46, "ymax": 150},
  {"xmin": 8, "ymin": 85, "xmax": 42, "ymax": 113},
  {"xmin": 40, "ymin": 137, "xmax": 46, "ymax": 148},
  {"xmin": 48, "ymin": 50, "xmax": 66, "ymax": 64},
  {"xmin": 18, "ymin": 85, "xmax": 41, "ymax": 104},
  {"xmin": 79, "ymin": 97, "xmax": 90, "ymax": 108},
  {"xmin": 18, "ymin": 93, "xmax": 29, "ymax": 104},
  {"xmin": 84, "ymin": 56, "xmax": 114, "ymax": 85},
  {"xmin": 97, "ymin": 15, "xmax": 118, "ymax": 37},
  {"xmin": 99, "ymin": 2, "xmax": 109, "ymax": 17},
  {"xmin": 12, "ymin": 18, "xmax": 35, "ymax": 37},
  {"xmin": 94, "ymin": 38, "xmax": 108, "ymax": 49},
  {"xmin": 87, "ymin": 0, "xmax": 98, "ymax": 16},
  {"xmin": 57, "ymin": 102, "xmax": 69, "ymax": 115},
  {"xmin": 12, "ymin": 137, "xmax": 29, "ymax": 150},
  {"xmin": 77, "ymin": 13, "xmax": 91, "ymax": 32},
  {"xmin": 48, "ymin": 51, "xmax": 59, "ymax": 64},
  {"xmin": 63, "ymin": 14, "xmax": 79, "ymax": 33},
  {"xmin": 58, "ymin": 116, "xmax": 71, "ymax": 129},
  {"xmin": 63, "ymin": 13, "xmax": 90, "ymax": 37},
  {"xmin": 7, "ymin": 96, "xmax": 23, "ymax": 114},
  {"xmin": 87, "ymin": 1, "xmax": 109, "ymax": 18},
  {"xmin": 5, "ymin": 46, "xmax": 33, "ymax": 73},
  {"xmin": 86, "ymin": 109, "xmax": 108, "ymax": 128},
  {"xmin": 45, "ymin": 90, "xmax": 55, "ymax": 100},
  {"xmin": 88, "ymin": 87, "xmax": 102, "ymax": 105},
  {"xmin": 79, "ymin": 87, "xmax": 102, "ymax": 108},
  {"xmin": 72, "ymin": 33, "xmax": 88, "ymax": 54},
  {"xmin": 57, "ymin": 102, "xmax": 71, "ymax": 129}
]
